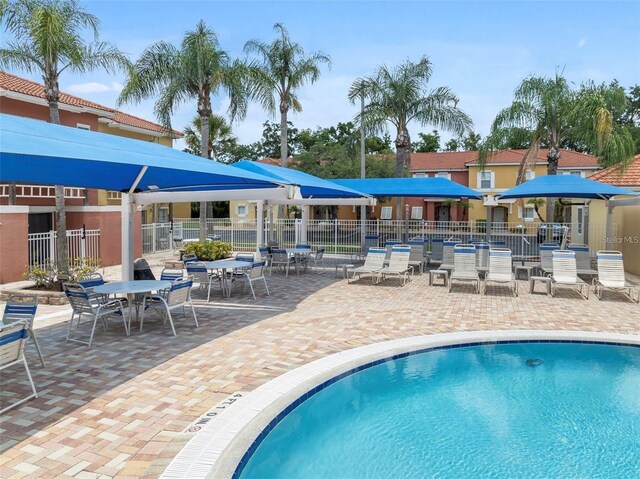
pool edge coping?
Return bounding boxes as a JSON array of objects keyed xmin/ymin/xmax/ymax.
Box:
[{"xmin": 160, "ymin": 330, "xmax": 640, "ymax": 479}]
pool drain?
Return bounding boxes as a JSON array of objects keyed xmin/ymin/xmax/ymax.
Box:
[{"xmin": 526, "ymin": 358, "xmax": 544, "ymax": 367}]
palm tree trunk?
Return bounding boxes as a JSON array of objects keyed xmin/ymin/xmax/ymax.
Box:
[
  {"xmin": 278, "ymin": 107, "xmax": 288, "ymax": 219},
  {"xmin": 394, "ymin": 128, "xmax": 410, "ymax": 220},
  {"xmin": 198, "ymin": 113, "xmax": 209, "ymax": 242},
  {"xmin": 46, "ymin": 83, "xmax": 69, "ymax": 276},
  {"xmin": 546, "ymin": 146, "xmax": 560, "ymax": 223}
]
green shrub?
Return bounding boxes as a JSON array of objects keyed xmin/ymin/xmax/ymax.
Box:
[
  {"xmin": 182, "ymin": 241, "xmax": 232, "ymax": 261},
  {"xmin": 24, "ymin": 257, "xmax": 101, "ymax": 289}
]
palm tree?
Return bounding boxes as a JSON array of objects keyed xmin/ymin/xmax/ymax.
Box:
[
  {"xmin": 486, "ymin": 73, "xmax": 635, "ymax": 220},
  {"xmin": 348, "ymin": 56, "xmax": 473, "ymax": 217},
  {"xmin": 118, "ymin": 20, "xmax": 246, "ymax": 242},
  {"xmin": 0, "ymin": 0, "xmax": 129, "ymax": 275},
  {"xmin": 244, "ymin": 23, "xmax": 331, "ymax": 169},
  {"xmin": 183, "ymin": 113, "xmax": 236, "ymax": 160}
]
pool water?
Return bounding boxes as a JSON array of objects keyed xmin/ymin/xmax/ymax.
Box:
[{"xmin": 237, "ymin": 342, "xmax": 640, "ymax": 478}]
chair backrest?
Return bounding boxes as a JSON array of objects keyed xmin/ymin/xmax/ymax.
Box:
[
  {"xmin": 166, "ymin": 277, "xmax": 193, "ymax": 307},
  {"xmin": 388, "ymin": 245, "xmax": 411, "ymax": 269},
  {"xmin": 267, "ymin": 240, "xmax": 279, "ymax": 248},
  {"xmin": 258, "ymin": 246, "xmax": 271, "ymax": 258},
  {"xmin": 134, "ymin": 257, "xmax": 156, "ymax": 280},
  {"xmin": 63, "ymin": 282, "xmax": 99, "ymax": 313},
  {"xmin": 473, "ymin": 242, "xmax": 490, "ymax": 268},
  {"xmin": 248, "ymin": 261, "xmax": 267, "ymax": 279},
  {"xmin": 552, "ymin": 250, "xmax": 577, "ymax": 282},
  {"xmin": 78, "ymin": 273, "xmax": 105, "ymax": 291},
  {"xmin": 364, "ymin": 248, "xmax": 386, "ymax": 270},
  {"xmin": 0, "ymin": 321, "xmax": 29, "ymax": 366},
  {"xmin": 315, "ymin": 247, "xmax": 325, "ymax": 260},
  {"xmin": 568, "ymin": 244, "xmax": 592, "ymax": 270},
  {"xmin": 206, "ymin": 235, "xmax": 222, "ymax": 242},
  {"xmin": 384, "ymin": 240, "xmax": 401, "ymax": 262},
  {"xmin": 173, "ymin": 237, "xmax": 184, "ymax": 249},
  {"xmin": 271, "ymin": 248, "xmax": 289, "ymax": 263},
  {"xmin": 160, "ymin": 268, "xmax": 184, "ymax": 282},
  {"xmin": 596, "ymin": 250, "xmax": 626, "ymax": 286},
  {"xmin": 408, "ymin": 243, "xmax": 424, "ymax": 262},
  {"xmin": 442, "ymin": 239, "xmax": 461, "ymax": 266},
  {"xmin": 236, "ymin": 253, "xmax": 255, "ymax": 263},
  {"xmin": 488, "ymin": 248, "xmax": 512, "ymax": 278},
  {"xmin": 185, "ymin": 261, "xmax": 210, "ymax": 283},
  {"xmin": 182, "ymin": 253, "xmax": 199, "ymax": 265},
  {"xmin": 540, "ymin": 243, "xmax": 559, "ymax": 269},
  {"xmin": 430, "ymin": 238, "xmax": 444, "ymax": 261},
  {"xmin": 2, "ymin": 295, "xmax": 37, "ymax": 328},
  {"xmin": 363, "ymin": 234, "xmax": 379, "ymax": 253},
  {"xmin": 453, "ymin": 244, "xmax": 477, "ymax": 273},
  {"xmin": 295, "ymin": 244, "xmax": 311, "ymax": 250}
]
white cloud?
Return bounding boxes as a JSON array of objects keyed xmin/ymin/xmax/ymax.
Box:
[
  {"xmin": 578, "ymin": 38, "xmax": 587, "ymax": 48},
  {"xmin": 66, "ymin": 81, "xmax": 123, "ymax": 94}
]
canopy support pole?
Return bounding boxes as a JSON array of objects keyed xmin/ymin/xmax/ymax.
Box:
[
  {"xmin": 268, "ymin": 206, "xmax": 275, "ymax": 243},
  {"xmin": 121, "ymin": 193, "xmax": 135, "ymax": 281},
  {"xmin": 605, "ymin": 200, "xmax": 613, "ymax": 242},
  {"xmin": 256, "ymin": 200, "xmax": 264, "ymax": 250},
  {"xmin": 301, "ymin": 206, "xmax": 309, "ymax": 244},
  {"xmin": 485, "ymin": 206, "xmax": 492, "ymax": 243}
]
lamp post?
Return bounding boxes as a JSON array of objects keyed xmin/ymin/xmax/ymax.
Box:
[{"xmin": 360, "ymin": 94, "xmax": 367, "ymax": 247}]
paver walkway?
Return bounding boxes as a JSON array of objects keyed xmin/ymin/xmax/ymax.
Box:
[{"xmin": 1, "ymin": 266, "xmax": 639, "ymax": 478}]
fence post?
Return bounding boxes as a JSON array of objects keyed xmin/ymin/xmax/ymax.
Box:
[
  {"xmin": 152, "ymin": 224, "xmax": 157, "ymax": 253},
  {"xmin": 334, "ymin": 219, "xmax": 338, "ymax": 255},
  {"xmin": 49, "ymin": 230, "xmax": 56, "ymax": 266},
  {"xmin": 80, "ymin": 224, "xmax": 86, "ymax": 265},
  {"xmin": 230, "ymin": 220, "xmax": 235, "ymax": 250}
]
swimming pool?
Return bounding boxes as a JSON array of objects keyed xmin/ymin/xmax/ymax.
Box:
[{"xmin": 236, "ymin": 341, "xmax": 640, "ymax": 478}]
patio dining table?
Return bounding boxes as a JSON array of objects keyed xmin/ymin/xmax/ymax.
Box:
[
  {"xmin": 93, "ymin": 280, "xmax": 172, "ymax": 324},
  {"xmin": 203, "ymin": 260, "xmax": 251, "ymax": 297},
  {"xmin": 285, "ymin": 249, "xmax": 311, "ymax": 274}
]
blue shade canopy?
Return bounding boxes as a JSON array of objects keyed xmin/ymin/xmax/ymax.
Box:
[
  {"xmin": 332, "ymin": 177, "xmax": 482, "ymax": 199},
  {"xmin": 0, "ymin": 114, "xmax": 283, "ymax": 192},
  {"xmin": 498, "ymin": 175, "xmax": 638, "ymax": 200},
  {"xmin": 233, "ymin": 161, "xmax": 368, "ymax": 198}
]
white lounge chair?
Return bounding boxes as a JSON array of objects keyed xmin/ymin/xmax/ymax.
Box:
[
  {"xmin": 593, "ymin": 251, "xmax": 639, "ymax": 302},
  {"xmin": 538, "ymin": 243, "xmax": 559, "ymax": 276},
  {"xmin": 408, "ymin": 240, "xmax": 427, "ymax": 274},
  {"xmin": 376, "ymin": 245, "xmax": 412, "ymax": 286},
  {"xmin": 449, "ymin": 244, "xmax": 480, "ymax": 293},
  {"xmin": 0, "ymin": 321, "xmax": 38, "ymax": 414},
  {"xmin": 484, "ymin": 248, "xmax": 517, "ymax": 296},
  {"xmin": 568, "ymin": 244, "xmax": 598, "ymax": 278},
  {"xmin": 439, "ymin": 238, "xmax": 461, "ymax": 273},
  {"xmin": 550, "ymin": 250, "xmax": 589, "ymax": 299},
  {"xmin": 349, "ymin": 248, "xmax": 386, "ymax": 284}
]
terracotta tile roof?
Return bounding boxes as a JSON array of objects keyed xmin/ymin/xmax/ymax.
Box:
[
  {"xmin": 465, "ymin": 149, "xmax": 599, "ymax": 168},
  {"xmin": 0, "ymin": 71, "xmax": 180, "ymax": 137},
  {"xmin": 410, "ymin": 151, "xmax": 478, "ymax": 170},
  {"xmin": 259, "ymin": 157, "xmax": 297, "ymax": 166},
  {"xmin": 589, "ymin": 154, "xmax": 640, "ymax": 187}
]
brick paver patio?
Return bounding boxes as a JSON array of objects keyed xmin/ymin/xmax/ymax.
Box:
[{"xmin": 1, "ymin": 264, "xmax": 638, "ymax": 478}]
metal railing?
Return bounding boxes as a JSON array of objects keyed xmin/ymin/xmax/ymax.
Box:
[
  {"xmin": 0, "ymin": 184, "xmax": 85, "ymax": 199},
  {"xmin": 141, "ymin": 218, "xmax": 616, "ymax": 259},
  {"xmin": 27, "ymin": 228, "xmax": 100, "ymax": 269}
]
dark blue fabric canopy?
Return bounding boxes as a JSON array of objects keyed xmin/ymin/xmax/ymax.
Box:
[
  {"xmin": 0, "ymin": 114, "xmax": 282, "ymax": 192},
  {"xmin": 498, "ymin": 175, "xmax": 638, "ymax": 200},
  {"xmin": 233, "ymin": 161, "xmax": 368, "ymax": 199},
  {"xmin": 332, "ymin": 177, "xmax": 482, "ymax": 199}
]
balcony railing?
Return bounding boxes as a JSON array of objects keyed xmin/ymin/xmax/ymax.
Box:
[{"xmin": 0, "ymin": 184, "xmax": 85, "ymax": 199}]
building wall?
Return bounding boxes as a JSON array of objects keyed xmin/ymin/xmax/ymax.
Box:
[
  {"xmin": 0, "ymin": 97, "xmax": 99, "ymax": 130},
  {"xmin": 620, "ymin": 205, "xmax": 640, "ymax": 275},
  {"xmin": 96, "ymin": 123, "xmax": 172, "ymax": 147},
  {"xmin": 0, "ymin": 209, "xmax": 29, "ymax": 284}
]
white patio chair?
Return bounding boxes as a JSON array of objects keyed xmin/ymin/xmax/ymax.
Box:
[
  {"xmin": 186, "ymin": 261, "xmax": 220, "ymax": 302},
  {"xmin": 568, "ymin": 244, "xmax": 598, "ymax": 278},
  {"xmin": 63, "ymin": 283, "xmax": 129, "ymax": 347},
  {"xmin": 408, "ymin": 240, "xmax": 427, "ymax": 274},
  {"xmin": 269, "ymin": 248, "xmax": 295, "ymax": 277},
  {"xmin": 182, "ymin": 253, "xmax": 198, "ymax": 265},
  {"xmin": 349, "ymin": 248, "xmax": 386, "ymax": 284},
  {"xmin": 2, "ymin": 295, "xmax": 45, "ymax": 368},
  {"xmin": 160, "ymin": 268, "xmax": 184, "ymax": 282},
  {"xmin": 538, "ymin": 243, "xmax": 559, "ymax": 276},
  {"xmin": 308, "ymin": 247, "xmax": 326, "ymax": 273},
  {"xmin": 439, "ymin": 238, "xmax": 461, "ymax": 272},
  {"xmin": 242, "ymin": 261, "xmax": 270, "ymax": 300},
  {"xmin": 593, "ymin": 251, "xmax": 639, "ymax": 302},
  {"xmin": 550, "ymin": 250, "xmax": 589, "ymax": 299},
  {"xmin": 484, "ymin": 248, "xmax": 517, "ymax": 297},
  {"xmin": 376, "ymin": 245, "xmax": 412, "ymax": 286},
  {"xmin": 258, "ymin": 246, "xmax": 272, "ymax": 267},
  {"xmin": 0, "ymin": 321, "xmax": 38, "ymax": 414},
  {"xmin": 449, "ymin": 244, "xmax": 480, "ymax": 293},
  {"xmin": 140, "ymin": 277, "xmax": 198, "ymax": 336}
]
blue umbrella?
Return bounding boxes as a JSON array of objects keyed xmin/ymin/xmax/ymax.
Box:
[{"xmin": 498, "ymin": 175, "xmax": 638, "ymax": 200}]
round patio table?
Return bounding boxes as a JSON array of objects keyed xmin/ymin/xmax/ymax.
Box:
[
  {"xmin": 93, "ymin": 280, "xmax": 172, "ymax": 324},
  {"xmin": 203, "ymin": 260, "xmax": 252, "ymax": 297}
]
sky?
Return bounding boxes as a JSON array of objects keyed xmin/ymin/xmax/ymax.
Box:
[{"xmin": 4, "ymin": 1, "xmax": 640, "ymax": 151}]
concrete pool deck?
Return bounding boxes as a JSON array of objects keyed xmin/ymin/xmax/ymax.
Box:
[{"xmin": 1, "ymin": 258, "xmax": 639, "ymax": 478}]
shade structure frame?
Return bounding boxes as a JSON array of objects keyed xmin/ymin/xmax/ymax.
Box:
[
  {"xmin": 497, "ymin": 174, "xmax": 639, "ymax": 200},
  {"xmin": 331, "ymin": 177, "xmax": 483, "ymax": 199}
]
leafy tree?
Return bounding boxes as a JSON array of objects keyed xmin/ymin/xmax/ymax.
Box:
[
  {"xmin": 526, "ymin": 198, "xmax": 545, "ymax": 221},
  {"xmin": 414, "ymin": 130, "xmax": 441, "ymax": 152},
  {"xmin": 484, "ymin": 73, "xmax": 635, "ymax": 220},
  {"xmin": 461, "ymin": 132, "xmax": 482, "ymax": 151},
  {"xmin": 0, "ymin": 0, "xmax": 129, "ymax": 274},
  {"xmin": 253, "ymin": 120, "xmax": 302, "ymax": 159},
  {"xmin": 444, "ymin": 138, "xmax": 459, "ymax": 152},
  {"xmin": 183, "ymin": 114, "xmax": 237, "ymax": 160},
  {"xmin": 348, "ymin": 56, "xmax": 472, "ymax": 217},
  {"xmin": 118, "ymin": 20, "xmax": 247, "ymax": 242},
  {"xmin": 244, "ymin": 23, "xmax": 331, "ymax": 169}
]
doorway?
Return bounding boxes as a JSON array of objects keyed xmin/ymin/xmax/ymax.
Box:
[
  {"xmin": 492, "ymin": 206, "xmax": 508, "ymax": 227},
  {"xmin": 28, "ymin": 212, "xmax": 53, "ymax": 234},
  {"xmin": 437, "ymin": 205, "xmax": 450, "ymax": 223}
]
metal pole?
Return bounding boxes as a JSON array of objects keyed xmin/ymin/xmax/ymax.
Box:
[
  {"xmin": 404, "ymin": 204, "xmax": 410, "ymax": 243},
  {"xmin": 360, "ymin": 94, "xmax": 367, "ymax": 248}
]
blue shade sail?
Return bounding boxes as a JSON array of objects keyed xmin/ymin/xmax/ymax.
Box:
[
  {"xmin": 331, "ymin": 177, "xmax": 482, "ymax": 199},
  {"xmin": 498, "ymin": 174, "xmax": 638, "ymax": 200}
]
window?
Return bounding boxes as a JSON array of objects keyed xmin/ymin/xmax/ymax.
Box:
[
  {"xmin": 523, "ymin": 207, "xmax": 535, "ymax": 221},
  {"xmin": 380, "ymin": 206, "xmax": 393, "ymax": 220},
  {"xmin": 413, "ymin": 172, "xmax": 426, "ymax": 178},
  {"xmin": 158, "ymin": 206, "xmax": 169, "ymax": 223},
  {"xmin": 76, "ymin": 123, "xmax": 91, "ymax": 130},
  {"xmin": 436, "ymin": 172, "xmax": 451, "ymax": 180},
  {"xmin": 478, "ymin": 171, "xmax": 494, "ymax": 189},
  {"xmin": 560, "ymin": 170, "xmax": 584, "ymax": 177},
  {"xmin": 236, "ymin": 204, "xmax": 248, "ymax": 217},
  {"xmin": 411, "ymin": 206, "xmax": 423, "ymax": 220}
]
